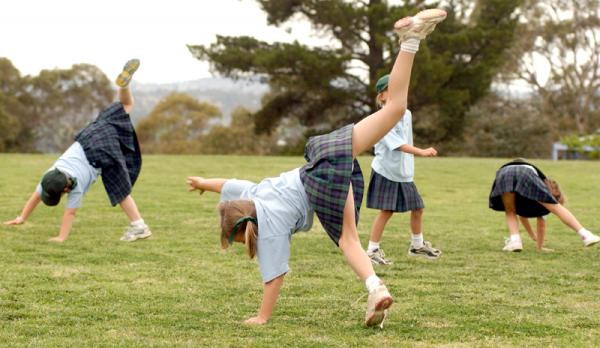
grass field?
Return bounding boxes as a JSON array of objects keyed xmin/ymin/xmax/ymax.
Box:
[{"xmin": 1, "ymin": 154, "xmax": 600, "ymax": 347}]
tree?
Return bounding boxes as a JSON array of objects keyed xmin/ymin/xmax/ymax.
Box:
[
  {"xmin": 0, "ymin": 58, "xmax": 29, "ymax": 152},
  {"xmin": 29, "ymin": 64, "xmax": 114, "ymax": 153},
  {"xmin": 189, "ymin": 0, "xmax": 521, "ymax": 148},
  {"xmin": 201, "ymin": 107, "xmax": 277, "ymax": 155},
  {"xmin": 137, "ymin": 93, "xmax": 221, "ymax": 154},
  {"xmin": 501, "ymin": 0, "xmax": 600, "ymax": 136}
]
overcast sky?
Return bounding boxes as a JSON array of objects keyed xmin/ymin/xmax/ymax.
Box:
[{"xmin": 0, "ymin": 0, "xmax": 333, "ymax": 84}]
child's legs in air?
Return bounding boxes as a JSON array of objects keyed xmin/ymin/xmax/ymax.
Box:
[
  {"xmin": 369, "ymin": 210, "xmax": 393, "ymax": 243},
  {"xmin": 339, "ymin": 184, "xmax": 376, "ymax": 280},
  {"xmin": 501, "ymin": 193, "xmax": 519, "ymax": 235},
  {"xmin": 119, "ymin": 86, "xmax": 134, "ymax": 114},
  {"xmin": 352, "ymin": 50, "xmax": 415, "ymax": 157}
]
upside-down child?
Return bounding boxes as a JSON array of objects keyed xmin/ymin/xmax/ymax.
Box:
[
  {"xmin": 186, "ymin": 9, "xmax": 447, "ymax": 327},
  {"xmin": 3, "ymin": 60, "xmax": 152, "ymax": 243},
  {"xmin": 364, "ymin": 74, "xmax": 441, "ymax": 265},
  {"xmin": 489, "ymin": 159, "xmax": 600, "ymax": 251}
]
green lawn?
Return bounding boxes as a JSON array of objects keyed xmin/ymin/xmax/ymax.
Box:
[{"xmin": 1, "ymin": 154, "xmax": 599, "ymax": 347}]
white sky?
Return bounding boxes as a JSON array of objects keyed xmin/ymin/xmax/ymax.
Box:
[{"xmin": 0, "ymin": 0, "xmax": 332, "ymax": 84}]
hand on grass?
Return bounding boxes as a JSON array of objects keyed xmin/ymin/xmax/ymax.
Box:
[
  {"xmin": 48, "ymin": 236, "xmax": 66, "ymax": 243},
  {"xmin": 186, "ymin": 177, "xmax": 205, "ymax": 194},
  {"xmin": 244, "ymin": 316, "xmax": 267, "ymax": 325},
  {"xmin": 3, "ymin": 216, "xmax": 24, "ymax": 225}
]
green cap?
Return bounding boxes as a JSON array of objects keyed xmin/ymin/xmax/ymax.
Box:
[
  {"xmin": 40, "ymin": 169, "xmax": 68, "ymax": 206},
  {"xmin": 375, "ymin": 74, "xmax": 389, "ymax": 94}
]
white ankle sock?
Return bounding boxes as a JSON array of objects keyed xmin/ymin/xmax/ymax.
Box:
[
  {"xmin": 577, "ymin": 228, "xmax": 593, "ymax": 240},
  {"xmin": 400, "ymin": 38, "xmax": 420, "ymax": 53},
  {"xmin": 131, "ymin": 218, "xmax": 145, "ymax": 227},
  {"xmin": 411, "ymin": 233, "xmax": 424, "ymax": 248},
  {"xmin": 365, "ymin": 275, "xmax": 382, "ymax": 292},
  {"xmin": 367, "ymin": 240, "xmax": 380, "ymax": 252},
  {"xmin": 509, "ymin": 234, "xmax": 521, "ymax": 243}
]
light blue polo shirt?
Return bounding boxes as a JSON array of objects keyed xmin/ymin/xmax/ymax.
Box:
[
  {"xmin": 219, "ymin": 168, "xmax": 314, "ymax": 283},
  {"xmin": 36, "ymin": 142, "xmax": 101, "ymax": 209},
  {"xmin": 371, "ymin": 109, "xmax": 414, "ymax": 182}
]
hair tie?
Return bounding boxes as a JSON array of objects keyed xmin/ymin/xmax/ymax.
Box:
[{"xmin": 228, "ymin": 216, "xmax": 258, "ymax": 245}]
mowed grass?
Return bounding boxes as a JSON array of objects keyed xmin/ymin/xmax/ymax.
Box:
[{"xmin": 1, "ymin": 154, "xmax": 600, "ymax": 347}]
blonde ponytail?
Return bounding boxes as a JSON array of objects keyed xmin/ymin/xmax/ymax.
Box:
[{"xmin": 217, "ymin": 199, "xmax": 259, "ymax": 259}]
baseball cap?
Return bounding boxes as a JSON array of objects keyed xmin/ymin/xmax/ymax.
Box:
[
  {"xmin": 40, "ymin": 169, "xmax": 68, "ymax": 206},
  {"xmin": 375, "ymin": 74, "xmax": 390, "ymax": 94}
]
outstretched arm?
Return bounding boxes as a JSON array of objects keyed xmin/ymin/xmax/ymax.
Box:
[
  {"xmin": 245, "ymin": 274, "xmax": 285, "ymax": 325},
  {"xmin": 519, "ymin": 216, "xmax": 537, "ymax": 242},
  {"xmin": 186, "ymin": 177, "xmax": 227, "ymax": 194},
  {"xmin": 399, "ymin": 144, "xmax": 437, "ymax": 157},
  {"xmin": 49, "ymin": 208, "xmax": 77, "ymax": 242},
  {"xmin": 4, "ymin": 191, "xmax": 42, "ymax": 225}
]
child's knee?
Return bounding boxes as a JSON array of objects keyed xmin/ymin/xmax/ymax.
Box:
[{"xmin": 412, "ymin": 208, "xmax": 424, "ymax": 217}]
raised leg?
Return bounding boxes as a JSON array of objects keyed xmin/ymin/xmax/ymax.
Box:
[
  {"xmin": 119, "ymin": 86, "xmax": 134, "ymax": 114},
  {"xmin": 352, "ymin": 50, "xmax": 414, "ymax": 157}
]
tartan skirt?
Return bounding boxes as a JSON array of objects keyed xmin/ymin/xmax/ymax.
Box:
[
  {"xmin": 299, "ymin": 124, "xmax": 364, "ymax": 246},
  {"xmin": 489, "ymin": 166, "xmax": 557, "ymax": 217},
  {"xmin": 366, "ymin": 170, "xmax": 424, "ymax": 212}
]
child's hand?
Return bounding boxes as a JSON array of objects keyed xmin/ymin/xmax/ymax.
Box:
[
  {"xmin": 3, "ymin": 216, "xmax": 24, "ymax": 225},
  {"xmin": 420, "ymin": 147, "xmax": 438, "ymax": 157},
  {"xmin": 48, "ymin": 236, "xmax": 66, "ymax": 243},
  {"xmin": 186, "ymin": 177, "xmax": 205, "ymax": 194},
  {"xmin": 244, "ymin": 316, "xmax": 267, "ymax": 325}
]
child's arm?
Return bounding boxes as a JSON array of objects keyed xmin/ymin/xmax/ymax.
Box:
[
  {"xmin": 535, "ymin": 217, "xmax": 547, "ymax": 250},
  {"xmin": 519, "ymin": 216, "xmax": 537, "ymax": 241},
  {"xmin": 3, "ymin": 191, "xmax": 42, "ymax": 225},
  {"xmin": 245, "ymin": 274, "xmax": 285, "ymax": 325},
  {"xmin": 398, "ymin": 144, "xmax": 437, "ymax": 157},
  {"xmin": 48, "ymin": 208, "xmax": 77, "ymax": 242}
]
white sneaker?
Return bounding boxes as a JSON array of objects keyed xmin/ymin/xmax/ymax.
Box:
[
  {"xmin": 365, "ymin": 283, "xmax": 393, "ymax": 327},
  {"xmin": 394, "ymin": 8, "xmax": 447, "ymax": 42},
  {"xmin": 120, "ymin": 224, "xmax": 152, "ymax": 242},
  {"xmin": 583, "ymin": 234, "xmax": 600, "ymax": 247},
  {"xmin": 503, "ymin": 238, "xmax": 523, "ymax": 252}
]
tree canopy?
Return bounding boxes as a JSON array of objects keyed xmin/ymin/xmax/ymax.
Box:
[{"xmin": 189, "ymin": 0, "xmax": 522, "ymax": 147}]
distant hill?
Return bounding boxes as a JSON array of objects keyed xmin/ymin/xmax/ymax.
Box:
[{"xmin": 129, "ymin": 77, "xmax": 269, "ymax": 124}]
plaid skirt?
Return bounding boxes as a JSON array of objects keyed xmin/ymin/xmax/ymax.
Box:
[
  {"xmin": 489, "ymin": 166, "xmax": 557, "ymax": 217},
  {"xmin": 366, "ymin": 170, "xmax": 424, "ymax": 212},
  {"xmin": 299, "ymin": 124, "xmax": 364, "ymax": 246}
]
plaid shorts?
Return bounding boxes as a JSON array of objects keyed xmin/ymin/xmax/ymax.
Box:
[
  {"xmin": 366, "ymin": 170, "xmax": 424, "ymax": 212},
  {"xmin": 299, "ymin": 124, "xmax": 364, "ymax": 246},
  {"xmin": 489, "ymin": 166, "xmax": 557, "ymax": 217}
]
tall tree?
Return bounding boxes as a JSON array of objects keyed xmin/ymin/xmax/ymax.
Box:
[
  {"xmin": 29, "ymin": 64, "xmax": 113, "ymax": 152},
  {"xmin": 137, "ymin": 93, "xmax": 221, "ymax": 154},
  {"xmin": 0, "ymin": 58, "xmax": 31, "ymax": 152},
  {"xmin": 501, "ymin": 0, "xmax": 600, "ymax": 136},
  {"xmin": 189, "ymin": 0, "xmax": 521, "ymax": 147}
]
